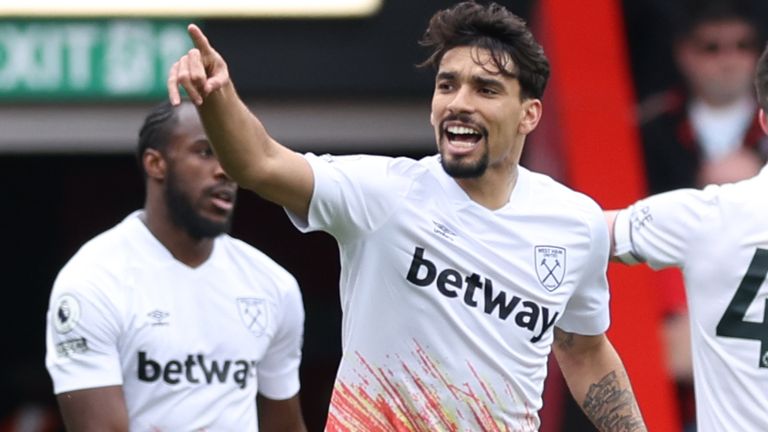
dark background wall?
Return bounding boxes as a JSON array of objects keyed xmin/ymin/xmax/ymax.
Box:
[{"xmin": 203, "ymin": 0, "xmax": 534, "ymax": 98}]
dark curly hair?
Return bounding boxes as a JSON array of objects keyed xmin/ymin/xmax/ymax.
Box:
[
  {"xmin": 136, "ymin": 101, "xmax": 180, "ymax": 178},
  {"xmin": 418, "ymin": 1, "xmax": 550, "ymax": 100}
]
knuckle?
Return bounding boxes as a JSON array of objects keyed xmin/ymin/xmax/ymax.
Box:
[{"xmin": 176, "ymin": 70, "xmax": 191, "ymax": 82}]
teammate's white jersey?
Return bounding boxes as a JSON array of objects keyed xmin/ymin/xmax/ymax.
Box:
[
  {"xmin": 45, "ymin": 211, "xmax": 304, "ymax": 431},
  {"xmin": 288, "ymin": 154, "xmax": 610, "ymax": 431},
  {"xmin": 613, "ymin": 166, "xmax": 768, "ymax": 432}
]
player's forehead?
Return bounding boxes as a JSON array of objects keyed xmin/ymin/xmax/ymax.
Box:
[
  {"xmin": 438, "ymin": 45, "xmax": 515, "ymax": 78},
  {"xmin": 169, "ymin": 105, "xmax": 207, "ymax": 148}
]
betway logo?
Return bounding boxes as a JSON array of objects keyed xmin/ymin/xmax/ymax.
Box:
[
  {"xmin": 138, "ymin": 351, "xmax": 257, "ymax": 389},
  {"xmin": 406, "ymin": 247, "xmax": 559, "ymax": 343}
]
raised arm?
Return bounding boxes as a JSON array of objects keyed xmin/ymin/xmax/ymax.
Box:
[
  {"xmin": 57, "ymin": 386, "xmax": 129, "ymax": 432},
  {"xmin": 553, "ymin": 329, "xmax": 647, "ymax": 432},
  {"xmin": 168, "ymin": 24, "xmax": 314, "ymax": 220}
]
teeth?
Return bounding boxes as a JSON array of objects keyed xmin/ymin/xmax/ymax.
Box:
[
  {"xmin": 449, "ymin": 140, "xmax": 474, "ymax": 148},
  {"xmin": 447, "ymin": 126, "xmax": 479, "ymax": 135}
]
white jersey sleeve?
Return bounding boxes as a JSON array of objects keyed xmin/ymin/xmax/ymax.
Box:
[
  {"xmin": 45, "ymin": 259, "xmax": 125, "ymax": 394},
  {"xmin": 613, "ymin": 187, "xmax": 717, "ymax": 269},
  {"xmin": 256, "ymin": 274, "xmax": 305, "ymax": 400},
  {"xmin": 287, "ymin": 153, "xmax": 413, "ymax": 238},
  {"xmin": 555, "ymin": 200, "xmax": 611, "ymax": 335}
]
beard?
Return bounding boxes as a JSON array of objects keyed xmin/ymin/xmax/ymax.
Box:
[
  {"xmin": 164, "ymin": 169, "xmax": 233, "ymax": 240},
  {"xmin": 440, "ymin": 150, "xmax": 489, "ymax": 178}
]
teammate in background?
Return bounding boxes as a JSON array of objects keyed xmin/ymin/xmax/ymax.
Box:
[
  {"xmin": 168, "ymin": 2, "xmax": 647, "ymax": 431},
  {"xmin": 44, "ymin": 102, "xmax": 306, "ymax": 432},
  {"xmin": 626, "ymin": 2, "xmax": 766, "ymax": 428},
  {"xmin": 605, "ymin": 42, "xmax": 768, "ymax": 432}
]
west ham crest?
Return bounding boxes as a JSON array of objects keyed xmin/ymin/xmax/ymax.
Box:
[
  {"xmin": 237, "ymin": 298, "xmax": 269, "ymax": 336},
  {"xmin": 535, "ymin": 246, "xmax": 566, "ymax": 291}
]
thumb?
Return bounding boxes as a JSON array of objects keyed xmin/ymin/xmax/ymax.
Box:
[{"xmin": 188, "ymin": 23, "xmax": 214, "ymax": 55}]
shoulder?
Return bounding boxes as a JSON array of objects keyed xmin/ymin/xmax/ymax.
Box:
[
  {"xmin": 304, "ymin": 153, "xmax": 428, "ymax": 191},
  {"xmin": 56, "ymin": 217, "xmax": 137, "ymax": 286},
  {"xmin": 641, "ymin": 185, "xmax": 720, "ymax": 213},
  {"xmin": 51, "ymin": 216, "xmax": 143, "ymax": 312},
  {"xmin": 218, "ymin": 236, "xmax": 300, "ymax": 288},
  {"xmin": 525, "ymin": 169, "xmax": 603, "ymax": 218},
  {"xmin": 522, "ymin": 169, "xmax": 608, "ymax": 248},
  {"xmin": 628, "ymin": 186, "xmax": 723, "ymax": 238},
  {"xmin": 306, "ymin": 152, "xmax": 425, "ymax": 175},
  {"xmin": 702, "ymin": 172, "xmax": 766, "ymax": 214}
]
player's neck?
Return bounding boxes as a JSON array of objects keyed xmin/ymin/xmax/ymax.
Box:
[
  {"xmin": 455, "ymin": 165, "xmax": 519, "ymax": 210},
  {"xmin": 140, "ymin": 207, "xmax": 215, "ymax": 268}
]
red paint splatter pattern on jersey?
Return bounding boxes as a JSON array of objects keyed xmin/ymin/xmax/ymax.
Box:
[{"xmin": 326, "ymin": 339, "xmax": 537, "ymax": 431}]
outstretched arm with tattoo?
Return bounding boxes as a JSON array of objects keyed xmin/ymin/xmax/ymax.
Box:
[{"xmin": 553, "ymin": 328, "xmax": 647, "ymax": 432}]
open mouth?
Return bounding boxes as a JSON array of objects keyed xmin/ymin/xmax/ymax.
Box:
[
  {"xmin": 209, "ymin": 188, "xmax": 235, "ymax": 211},
  {"xmin": 444, "ymin": 125, "xmax": 483, "ymax": 149}
]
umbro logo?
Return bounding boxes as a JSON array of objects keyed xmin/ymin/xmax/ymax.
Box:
[
  {"xmin": 432, "ymin": 220, "xmax": 457, "ymax": 242},
  {"xmin": 147, "ymin": 310, "xmax": 170, "ymax": 326}
]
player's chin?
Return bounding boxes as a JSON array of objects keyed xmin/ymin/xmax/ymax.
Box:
[
  {"xmin": 200, "ymin": 207, "xmax": 234, "ymax": 226},
  {"xmin": 440, "ymin": 157, "xmax": 487, "ymax": 179}
]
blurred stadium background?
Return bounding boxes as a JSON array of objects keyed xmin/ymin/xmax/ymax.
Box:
[{"xmin": 1, "ymin": 0, "xmax": 766, "ymax": 431}]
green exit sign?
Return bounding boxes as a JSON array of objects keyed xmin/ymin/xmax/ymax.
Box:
[{"xmin": 0, "ymin": 20, "xmax": 192, "ymax": 101}]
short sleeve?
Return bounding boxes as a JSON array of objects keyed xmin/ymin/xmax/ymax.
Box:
[
  {"xmin": 613, "ymin": 187, "xmax": 716, "ymax": 269},
  {"xmin": 556, "ymin": 206, "xmax": 611, "ymax": 335},
  {"xmin": 256, "ymin": 277, "xmax": 305, "ymax": 400},
  {"xmin": 285, "ymin": 153, "xmax": 410, "ymax": 240},
  {"xmin": 45, "ymin": 263, "xmax": 125, "ymax": 394}
]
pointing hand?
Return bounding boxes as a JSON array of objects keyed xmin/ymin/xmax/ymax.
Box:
[{"xmin": 167, "ymin": 24, "xmax": 230, "ymax": 106}]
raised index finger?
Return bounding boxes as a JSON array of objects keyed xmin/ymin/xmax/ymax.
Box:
[{"xmin": 187, "ymin": 23, "xmax": 214, "ymax": 55}]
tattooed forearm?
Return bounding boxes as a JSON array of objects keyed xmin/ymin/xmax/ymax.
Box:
[{"xmin": 582, "ymin": 371, "xmax": 646, "ymax": 432}]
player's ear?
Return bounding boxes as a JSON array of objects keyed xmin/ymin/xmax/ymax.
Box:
[
  {"xmin": 518, "ymin": 98, "xmax": 542, "ymax": 135},
  {"xmin": 760, "ymin": 109, "xmax": 768, "ymax": 135},
  {"xmin": 143, "ymin": 148, "xmax": 167, "ymax": 180}
]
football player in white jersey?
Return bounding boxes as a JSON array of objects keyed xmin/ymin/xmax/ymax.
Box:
[
  {"xmin": 168, "ymin": 2, "xmax": 647, "ymax": 431},
  {"xmin": 45, "ymin": 102, "xmax": 307, "ymax": 431},
  {"xmin": 605, "ymin": 44, "xmax": 768, "ymax": 432}
]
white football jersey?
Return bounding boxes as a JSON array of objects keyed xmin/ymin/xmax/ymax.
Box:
[
  {"xmin": 288, "ymin": 154, "xmax": 610, "ymax": 430},
  {"xmin": 613, "ymin": 166, "xmax": 768, "ymax": 432},
  {"xmin": 45, "ymin": 211, "xmax": 304, "ymax": 431}
]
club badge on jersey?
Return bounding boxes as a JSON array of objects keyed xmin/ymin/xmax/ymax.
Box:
[
  {"xmin": 535, "ymin": 246, "xmax": 566, "ymax": 292},
  {"xmin": 237, "ymin": 298, "xmax": 269, "ymax": 336}
]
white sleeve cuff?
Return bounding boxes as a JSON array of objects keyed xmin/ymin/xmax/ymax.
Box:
[{"xmin": 613, "ymin": 209, "xmax": 643, "ymax": 265}]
